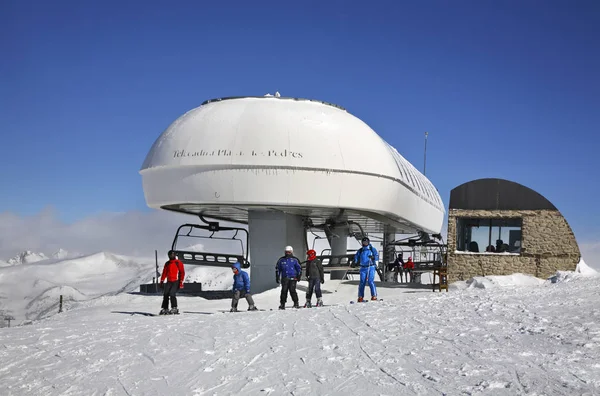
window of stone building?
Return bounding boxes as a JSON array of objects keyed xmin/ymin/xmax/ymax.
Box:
[{"xmin": 456, "ymin": 217, "xmax": 523, "ymax": 254}]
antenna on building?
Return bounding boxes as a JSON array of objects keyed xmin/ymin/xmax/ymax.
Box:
[{"xmin": 424, "ymin": 131, "xmax": 429, "ymax": 176}]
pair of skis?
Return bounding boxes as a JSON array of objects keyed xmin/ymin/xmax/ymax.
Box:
[{"xmin": 118, "ymin": 311, "xmax": 179, "ymax": 317}]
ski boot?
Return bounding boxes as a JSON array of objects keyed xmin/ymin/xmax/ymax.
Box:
[
  {"xmin": 293, "ymin": 302, "xmax": 300, "ymax": 309},
  {"xmin": 304, "ymin": 300, "xmax": 312, "ymax": 308},
  {"xmin": 279, "ymin": 304, "xmax": 285, "ymax": 310},
  {"xmin": 170, "ymin": 307, "xmax": 179, "ymax": 315},
  {"xmin": 248, "ymin": 305, "xmax": 258, "ymax": 311},
  {"xmin": 316, "ymin": 297, "xmax": 324, "ymax": 307},
  {"xmin": 230, "ymin": 307, "xmax": 238, "ymax": 313},
  {"xmin": 357, "ymin": 296, "xmax": 364, "ymax": 303},
  {"xmin": 159, "ymin": 308, "xmax": 168, "ymax": 315},
  {"xmin": 371, "ymin": 296, "xmax": 378, "ymax": 301}
]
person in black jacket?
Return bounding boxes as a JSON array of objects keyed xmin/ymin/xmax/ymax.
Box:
[
  {"xmin": 391, "ymin": 252, "xmax": 404, "ymax": 283},
  {"xmin": 304, "ymin": 249, "xmax": 324, "ymax": 308}
]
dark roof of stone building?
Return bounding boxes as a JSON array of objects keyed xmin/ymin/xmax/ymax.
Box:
[{"xmin": 449, "ymin": 178, "xmax": 557, "ymax": 211}]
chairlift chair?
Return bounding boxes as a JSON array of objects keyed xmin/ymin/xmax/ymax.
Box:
[{"xmin": 170, "ymin": 222, "xmax": 250, "ymax": 268}]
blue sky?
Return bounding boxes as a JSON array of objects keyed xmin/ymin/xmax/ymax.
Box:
[{"xmin": 1, "ymin": 0, "xmax": 599, "ymax": 249}]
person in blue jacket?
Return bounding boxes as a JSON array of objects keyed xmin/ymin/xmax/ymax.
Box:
[
  {"xmin": 354, "ymin": 236, "xmax": 379, "ymax": 302},
  {"xmin": 230, "ymin": 261, "xmax": 258, "ymax": 312},
  {"xmin": 275, "ymin": 245, "xmax": 302, "ymax": 310}
]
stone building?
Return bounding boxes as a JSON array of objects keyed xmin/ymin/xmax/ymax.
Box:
[{"xmin": 446, "ymin": 178, "xmax": 580, "ymax": 282}]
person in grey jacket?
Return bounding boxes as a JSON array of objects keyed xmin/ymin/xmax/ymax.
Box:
[{"xmin": 304, "ymin": 249, "xmax": 325, "ymax": 307}]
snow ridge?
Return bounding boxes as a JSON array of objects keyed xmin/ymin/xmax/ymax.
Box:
[{"xmin": 7, "ymin": 250, "xmax": 48, "ymax": 265}]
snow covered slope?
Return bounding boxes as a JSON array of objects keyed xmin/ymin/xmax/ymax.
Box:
[
  {"xmin": 0, "ymin": 252, "xmax": 154, "ymax": 322},
  {"xmin": 0, "ymin": 251, "xmax": 234, "ymax": 323},
  {"xmin": 0, "ymin": 262, "xmax": 599, "ymax": 395}
]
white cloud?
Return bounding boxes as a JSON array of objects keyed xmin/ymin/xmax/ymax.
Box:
[
  {"xmin": 0, "ymin": 207, "xmax": 246, "ymax": 261},
  {"xmin": 580, "ymin": 241, "xmax": 600, "ymax": 270}
]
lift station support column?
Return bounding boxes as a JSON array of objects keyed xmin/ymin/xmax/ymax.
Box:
[
  {"xmin": 330, "ymin": 224, "xmax": 350, "ymax": 257},
  {"xmin": 247, "ymin": 211, "xmax": 308, "ymax": 294}
]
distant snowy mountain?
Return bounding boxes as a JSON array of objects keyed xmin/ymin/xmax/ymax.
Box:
[
  {"xmin": 4, "ymin": 248, "xmax": 74, "ymax": 266},
  {"xmin": 0, "ymin": 251, "xmax": 151, "ymax": 322},
  {"xmin": 0, "ymin": 250, "xmax": 232, "ymax": 323},
  {"xmin": 51, "ymin": 248, "xmax": 69, "ymax": 259},
  {"xmin": 7, "ymin": 250, "xmax": 48, "ymax": 265}
]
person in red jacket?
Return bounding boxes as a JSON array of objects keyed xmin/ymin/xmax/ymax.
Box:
[
  {"xmin": 159, "ymin": 250, "xmax": 185, "ymax": 315},
  {"xmin": 403, "ymin": 256, "xmax": 415, "ymax": 283}
]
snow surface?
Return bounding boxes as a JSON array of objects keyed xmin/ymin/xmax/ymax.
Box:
[
  {"xmin": 549, "ymin": 259, "xmax": 600, "ymax": 284},
  {"xmin": 451, "ymin": 273, "xmax": 546, "ymax": 290},
  {"xmin": 1, "ymin": 257, "xmax": 599, "ymax": 395},
  {"xmin": 575, "ymin": 259, "xmax": 598, "ymax": 276}
]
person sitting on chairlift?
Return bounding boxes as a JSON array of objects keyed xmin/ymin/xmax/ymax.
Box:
[
  {"xmin": 392, "ymin": 253, "xmax": 404, "ymax": 283},
  {"xmin": 403, "ymin": 256, "xmax": 415, "ymax": 283}
]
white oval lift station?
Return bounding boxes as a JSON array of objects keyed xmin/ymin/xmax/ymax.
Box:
[{"xmin": 140, "ymin": 95, "xmax": 445, "ymax": 293}]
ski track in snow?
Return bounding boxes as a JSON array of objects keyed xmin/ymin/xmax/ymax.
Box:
[{"xmin": 1, "ymin": 277, "xmax": 600, "ymax": 395}]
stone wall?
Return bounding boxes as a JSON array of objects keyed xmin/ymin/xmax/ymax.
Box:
[{"xmin": 447, "ymin": 209, "xmax": 580, "ymax": 282}]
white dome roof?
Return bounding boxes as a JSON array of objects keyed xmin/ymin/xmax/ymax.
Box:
[{"xmin": 140, "ymin": 96, "xmax": 445, "ymax": 234}]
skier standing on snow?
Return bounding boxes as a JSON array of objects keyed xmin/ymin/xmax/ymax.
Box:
[
  {"xmin": 304, "ymin": 249, "xmax": 324, "ymax": 308},
  {"xmin": 354, "ymin": 237, "xmax": 379, "ymax": 302},
  {"xmin": 275, "ymin": 246, "xmax": 302, "ymax": 309},
  {"xmin": 159, "ymin": 250, "xmax": 185, "ymax": 315},
  {"xmin": 230, "ymin": 261, "xmax": 258, "ymax": 312}
]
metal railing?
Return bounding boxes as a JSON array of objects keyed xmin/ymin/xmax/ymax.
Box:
[{"xmin": 174, "ymin": 250, "xmax": 250, "ymax": 268}]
